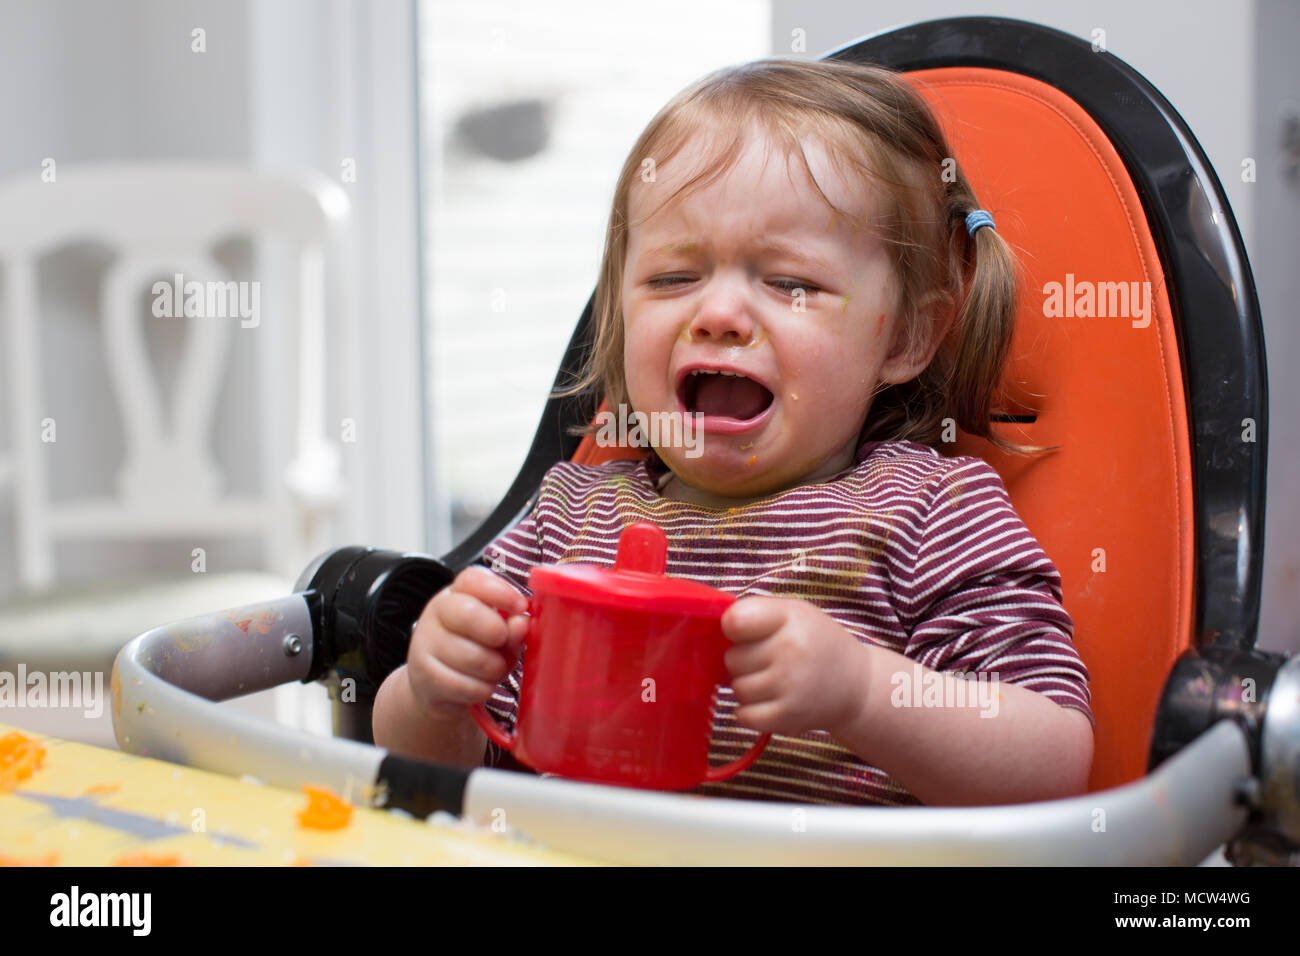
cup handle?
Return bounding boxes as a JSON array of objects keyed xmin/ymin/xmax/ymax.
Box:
[
  {"xmin": 469, "ymin": 703, "xmax": 517, "ymax": 752},
  {"xmin": 467, "ymin": 606, "xmax": 526, "ymax": 752},
  {"xmin": 704, "ymin": 731, "xmax": 772, "ymax": 782}
]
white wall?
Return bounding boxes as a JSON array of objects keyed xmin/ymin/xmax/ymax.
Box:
[
  {"xmin": 247, "ymin": 0, "xmax": 428, "ymax": 557},
  {"xmin": 1252, "ymin": 0, "xmax": 1300, "ymax": 655}
]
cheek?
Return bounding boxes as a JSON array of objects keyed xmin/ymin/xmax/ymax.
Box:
[
  {"xmin": 621, "ymin": 338, "xmax": 667, "ymax": 403},
  {"xmin": 793, "ymin": 327, "xmax": 880, "ymax": 402}
]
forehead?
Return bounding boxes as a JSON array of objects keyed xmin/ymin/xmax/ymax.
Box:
[{"xmin": 627, "ymin": 128, "xmax": 878, "ymax": 238}]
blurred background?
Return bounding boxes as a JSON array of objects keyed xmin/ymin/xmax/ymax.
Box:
[{"xmin": 0, "ymin": 0, "xmax": 1296, "ymax": 748}]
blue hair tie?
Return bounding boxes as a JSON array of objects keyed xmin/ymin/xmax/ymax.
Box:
[{"xmin": 965, "ymin": 209, "xmax": 995, "ymax": 236}]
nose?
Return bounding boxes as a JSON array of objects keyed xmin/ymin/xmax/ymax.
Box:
[{"xmin": 686, "ymin": 273, "xmax": 757, "ymax": 345}]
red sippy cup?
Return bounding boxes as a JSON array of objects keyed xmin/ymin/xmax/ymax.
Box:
[{"xmin": 469, "ymin": 522, "xmax": 771, "ymax": 789}]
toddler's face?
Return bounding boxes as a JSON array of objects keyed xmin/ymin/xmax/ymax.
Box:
[{"xmin": 622, "ymin": 129, "xmax": 920, "ymax": 499}]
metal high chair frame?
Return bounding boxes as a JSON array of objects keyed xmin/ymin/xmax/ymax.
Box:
[{"xmin": 110, "ymin": 18, "xmax": 1298, "ymax": 865}]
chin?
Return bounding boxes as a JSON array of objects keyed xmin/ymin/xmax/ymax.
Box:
[{"xmin": 668, "ymin": 457, "xmax": 794, "ymax": 498}]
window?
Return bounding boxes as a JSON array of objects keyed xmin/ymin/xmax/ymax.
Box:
[{"xmin": 415, "ymin": 0, "xmax": 769, "ymax": 551}]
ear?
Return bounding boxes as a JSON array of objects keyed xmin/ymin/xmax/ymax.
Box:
[{"xmin": 878, "ymin": 291, "xmax": 953, "ymax": 385}]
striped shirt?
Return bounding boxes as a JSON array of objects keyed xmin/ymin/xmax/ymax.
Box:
[{"xmin": 478, "ymin": 439, "xmax": 1092, "ymax": 806}]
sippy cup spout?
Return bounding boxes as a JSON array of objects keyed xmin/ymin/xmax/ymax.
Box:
[{"xmin": 613, "ymin": 522, "xmax": 667, "ymax": 575}]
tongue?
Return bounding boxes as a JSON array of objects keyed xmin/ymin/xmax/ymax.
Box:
[{"xmin": 693, "ymin": 375, "xmax": 772, "ymax": 420}]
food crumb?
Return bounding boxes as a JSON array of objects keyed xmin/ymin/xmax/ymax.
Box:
[
  {"xmin": 0, "ymin": 731, "xmax": 46, "ymax": 792},
  {"xmin": 747, "ymin": 455, "xmax": 758, "ymax": 466},
  {"xmin": 296, "ymin": 784, "xmax": 353, "ymax": 830}
]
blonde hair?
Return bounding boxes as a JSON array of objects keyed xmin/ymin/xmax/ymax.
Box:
[{"xmin": 553, "ymin": 57, "xmax": 1044, "ymax": 456}]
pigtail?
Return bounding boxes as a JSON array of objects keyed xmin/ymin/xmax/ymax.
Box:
[{"xmin": 943, "ymin": 200, "xmax": 1057, "ymax": 457}]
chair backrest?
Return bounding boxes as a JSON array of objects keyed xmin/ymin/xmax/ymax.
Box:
[
  {"xmin": 444, "ymin": 19, "xmax": 1268, "ymax": 795},
  {"xmin": 902, "ymin": 66, "xmax": 1194, "ymax": 794},
  {"xmin": 834, "ymin": 18, "xmax": 1268, "ymax": 792},
  {"xmin": 0, "ymin": 163, "xmax": 352, "ymax": 591}
]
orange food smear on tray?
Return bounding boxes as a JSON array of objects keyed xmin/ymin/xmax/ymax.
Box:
[
  {"xmin": 0, "ymin": 731, "xmax": 47, "ymax": 792},
  {"xmin": 0, "ymin": 851, "xmax": 59, "ymax": 867},
  {"xmin": 296, "ymin": 785, "xmax": 353, "ymax": 830},
  {"xmin": 112, "ymin": 852, "xmax": 185, "ymax": 866},
  {"xmin": 83, "ymin": 783, "xmax": 121, "ymax": 795}
]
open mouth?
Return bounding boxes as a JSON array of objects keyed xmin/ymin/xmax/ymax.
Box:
[{"xmin": 679, "ymin": 369, "xmax": 775, "ymax": 423}]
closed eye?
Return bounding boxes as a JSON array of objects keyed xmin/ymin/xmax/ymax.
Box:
[
  {"xmin": 771, "ymin": 279, "xmax": 820, "ymax": 295},
  {"xmin": 648, "ymin": 275, "xmax": 691, "ymax": 289},
  {"xmin": 646, "ymin": 276, "xmax": 823, "ymax": 294}
]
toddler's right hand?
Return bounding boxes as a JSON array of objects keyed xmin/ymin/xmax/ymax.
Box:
[{"xmin": 405, "ymin": 566, "xmax": 528, "ymax": 719}]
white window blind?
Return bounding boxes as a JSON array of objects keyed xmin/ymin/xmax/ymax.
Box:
[{"xmin": 416, "ymin": 0, "xmax": 769, "ymax": 550}]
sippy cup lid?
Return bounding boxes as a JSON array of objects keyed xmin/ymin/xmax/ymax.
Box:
[{"xmin": 528, "ymin": 522, "xmax": 736, "ymax": 616}]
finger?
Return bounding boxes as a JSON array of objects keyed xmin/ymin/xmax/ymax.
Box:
[
  {"xmin": 410, "ymin": 650, "xmax": 501, "ymax": 709},
  {"xmin": 503, "ymin": 614, "xmax": 529, "ymax": 657},
  {"xmin": 732, "ymin": 699, "xmax": 784, "ymax": 734},
  {"xmin": 728, "ymin": 669, "xmax": 779, "ymax": 706},
  {"xmin": 434, "ymin": 630, "xmax": 516, "ymax": 685},
  {"xmin": 453, "ymin": 566, "xmax": 528, "ymax": 616},
  {"xmin": 721, "ymin": 597, "xmax": 786, "ymax": 643},
  {"xmin": 723, "ymin": 640, "xmax": 769, "ymax": 677},
  {"xmin": 433, "ymin": 589, "xmax": 511, "ymax": 651}
]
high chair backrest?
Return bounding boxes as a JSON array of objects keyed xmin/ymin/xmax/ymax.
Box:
[
  {"xmin": 0, "ymin": 163, "xmax": 352, "ymax": 591},
  {"xmin": 443, "ymin": 18, "xmax": 1268, "ymax": 795}
]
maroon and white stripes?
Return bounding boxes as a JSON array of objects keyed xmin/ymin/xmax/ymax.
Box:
[{"xmin": 477, "ymin": 440, "xmax": 1092, "ymax": 806}]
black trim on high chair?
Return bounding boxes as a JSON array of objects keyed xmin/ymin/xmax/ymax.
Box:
[
  {"xmin": 825, "ymin": 16, "xmax": 1269, "ymax": 652},
  {"xmin": 440, "ymin": 292, "xmax": 599, "ymax": 572}
]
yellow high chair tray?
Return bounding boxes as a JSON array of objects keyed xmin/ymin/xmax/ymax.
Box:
[{"xmin": 0, "ymin": 725, "xmax": 594, "ymax": 866}]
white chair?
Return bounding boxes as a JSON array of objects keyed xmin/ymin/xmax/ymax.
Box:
[{"xmin": 0, "ymin": 163, "xmax": 351, "ymax": 747}]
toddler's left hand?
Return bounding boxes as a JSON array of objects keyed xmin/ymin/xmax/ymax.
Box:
[{"xmin": 720, "ymin": 597, "xmax": 870, "ymax": 736}]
